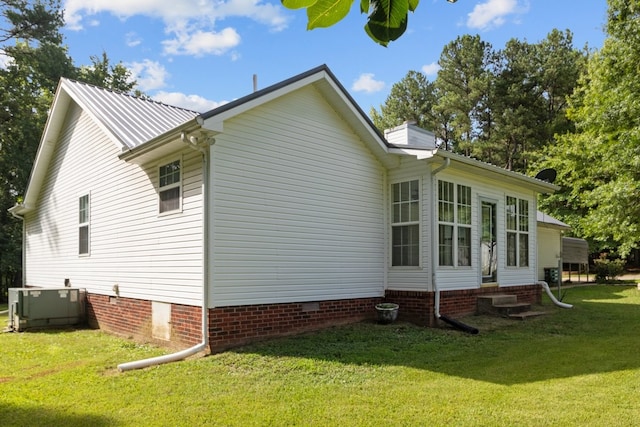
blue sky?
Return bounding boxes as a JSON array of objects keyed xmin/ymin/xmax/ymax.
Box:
[{"xmin": 60, "ymin": 0, "xmax": 609, "ymax": 115}]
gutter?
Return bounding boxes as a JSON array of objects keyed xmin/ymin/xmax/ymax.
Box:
[{"xmin": 118, "ymin": 132, "xmax": 214, "ymax": 371}]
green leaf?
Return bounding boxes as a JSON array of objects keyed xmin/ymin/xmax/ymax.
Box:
[
  {"xmin": 360, "ymin": 0, "xmax": 370, "ymax": 14},
  {"xmin": 307, "ymin": 0, "xmax": 355, "ymax": 30},
  {"xmin": 364, "ymin": 0, "xmax": 410, "ymax": 46},
  {"xmin": 408, "ymin": 0, "xmax": 419, "ymax": 12},
  {"xmin": 282, "ymin": 0, "xmax": 319, "ymax": 9}
]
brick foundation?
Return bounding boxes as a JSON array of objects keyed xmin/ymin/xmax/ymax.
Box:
[
  {"xmin": 86, "ymin": 293, "xmax": 382, "ymax": 350},
  {"xmin": 385, "ymin": 284, "xmax": 541, "ymax": 327},
  {"xmin": 86, "ymin": 284, "xmax": 540, "ymax": 350},
  {"xmin": 86, "ymin": 294, "xmax": 202, "ymax": 347},
  {"xmin": 207, "ymin": 297, "xmax": 381, "ymax": 352}
]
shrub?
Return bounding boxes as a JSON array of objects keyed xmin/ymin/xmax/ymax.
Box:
[{"xmin": 593, "ymin": 253, "xmax": 625, "ymax": 282}]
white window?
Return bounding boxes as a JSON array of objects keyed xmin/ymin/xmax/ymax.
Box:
[
  {"xmin": 391, "ymin": 180, "xmax": 420, "ymax": 266},
  {"xmin": 506, "ymin": 196, "xmax": 529, "ymax": 267},
  {"xmin": 79, "ymin": 194, "xmax": 90, "ymax": 256},
  {"xmin": 159, "ymin": 159, "xmax": 181, "ymax": 214},
  {"xmin": 438, "ymin": 181, "xmax": 472, "ymax": 267}
]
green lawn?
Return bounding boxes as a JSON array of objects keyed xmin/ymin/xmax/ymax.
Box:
[{"xmin": 1, "ymin": 285, "xmax": 639, "ymax": 426}]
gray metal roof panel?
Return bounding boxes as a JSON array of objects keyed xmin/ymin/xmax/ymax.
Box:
[{"xmin": 62, "ymin": 78, "xmax": 199, "ymax": 149}]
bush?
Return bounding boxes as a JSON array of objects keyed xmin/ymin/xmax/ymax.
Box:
[{"xmin": 593, "ymin": 253, "xmax": 625, "ymax": 282}]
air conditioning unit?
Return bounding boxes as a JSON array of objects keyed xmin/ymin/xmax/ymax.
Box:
[{"xmin": 8, "ymin": 288, "xmax": 86, "ymax": 331}]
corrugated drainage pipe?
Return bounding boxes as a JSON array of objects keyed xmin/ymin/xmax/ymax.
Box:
[
  {"xmin": 538, "ymin": 281, "xmax": 573, "ymax": 309},
  {"xmin": 117, "ymin": 133, "xmax": 213, "ymax": 372}
]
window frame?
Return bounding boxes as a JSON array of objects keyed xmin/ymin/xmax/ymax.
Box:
[
  {"xmin": 78, "ymin": 193, "xmax": 90, "ymax": 256},
  {"xmin": 506, "ymin": 195, "xmax": 530, "ymax": 268},
  {"xmin": 438, "ymin": 180, "xmax": 472, "ymax": 268},
  {"xmin": 391, "ymin": 179, "xmax": 421, "ymax": 267},
  {"xmin": 158, "ymin": 157, "xmax": 182, "ymax": 215}
]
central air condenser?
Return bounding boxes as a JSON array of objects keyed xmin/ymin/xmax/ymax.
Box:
[{"xmin": 7, "ymin": 288, "xmax": 86, "ymax": 331}]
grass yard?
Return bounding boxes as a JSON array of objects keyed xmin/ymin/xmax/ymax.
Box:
[{"xmin": 1, "ymin": 285, "xmax": 639, "ymax": 426}]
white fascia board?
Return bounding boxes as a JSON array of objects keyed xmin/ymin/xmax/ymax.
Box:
[
  {"xmin": 388, "ymin": 147, "xmax": 437, "ymax": 159},
  {"xmin": 18, "ymin": 81, "xmax": 73, "ymax": 211}
]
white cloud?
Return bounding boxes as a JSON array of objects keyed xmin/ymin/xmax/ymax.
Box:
[
  {"xmin": 152, "ymin": 91, "xmax": 227, "ymax": 112},
  {"xmin": 127, "ymin": 60, "xmax": 170, "ymax": 91},
  {"xmin": 467, "ymin": 0, "xmax": 527, "ymax": 30},
  {"xmin": 0, "ymin": 53, "xmax": 12, "ymax": 69},
  {"xmin": 63, "ymin": 0, "xmax": 290, "ymax": 56},
  {"xmin": 125, "ymin": 32, "xmax": 142, "ymax": 47},
  {"xmin": 351, "ymin": 73, "xmax": 385, "ymax": 94},
  {"xmin": 162, "ymin": 28, "xmax": 241, "ymax": 56},
  {"xmin": 421, "ymin": 62, "xmax": 440, "ymax": 76}
]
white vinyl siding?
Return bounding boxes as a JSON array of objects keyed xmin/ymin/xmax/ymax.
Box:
[
  {"xmin": 209, "ymin": 85, "xmax": 385, "ymax": 306},
  {"xmin": 23, "ymin": 103, "xmax": 204, "ymax": 306}
]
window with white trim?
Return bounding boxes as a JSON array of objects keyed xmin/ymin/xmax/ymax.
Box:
[
  {"xmin": 438, "ymin": 181, "xmax": 472, "ymax": 267},
  {"xmin": 159, "ymin": 159, "xmax": 181, "ymax": 214},
  {"xmin": 391, "ymin": 180, "xmax": 420, "ymax": 266},
  {"xmin": 79, "ymin": 194, "xmax": 90, "ymax": 256},
  {"xmin": 506, "ymin": 196, "xmax": 529, "ymax": 267}
]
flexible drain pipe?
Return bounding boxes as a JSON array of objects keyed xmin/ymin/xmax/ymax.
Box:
[
  {"xmin": 538, "ymin": 281, "xmax": 573, "ymax": 309},
  {"xmin": 118, "ymin": 133, "xmax": 213, "ymax": 372}
]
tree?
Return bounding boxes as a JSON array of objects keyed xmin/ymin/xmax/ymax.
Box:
[
  {"xmin": 282, "ymin": 0, "xmax": 443, "ymax": 46},
  {"xmin": 1, "ymin": 1, "xmax": 68, "ymax": 296},
  {"xmin": 433, "ymin": 34, "xmax": 493, "ymax": 156},
  {"xmin": 1, "ymin": 0, "xmax": 63, "ymax": 47},
  {"xmin": 0, "ymin": 1, "xmax": 139, "ymax": 299},
  {"xmin": 370, "ymin": 70, "xmax": 437, "ymax": 132},
  {"xmin": 538, "ymin": 0, "xmax": 640, "ymax": 257},
  {"xmin": 77, "ymin": 51, "xmax": 137, "ymax": 94}
]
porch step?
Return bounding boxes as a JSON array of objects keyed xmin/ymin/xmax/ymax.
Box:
[
  {"xmin": 508, "ymin": 310, "xmax": 547, "ymax": 320},
  {"xmin": 477, "ymin": 294, "xmax": 546, "ymax": 318}
]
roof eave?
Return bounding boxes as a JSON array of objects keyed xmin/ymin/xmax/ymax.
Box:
[
  {"xmin": 434, "ymin": 150, "xmax": 560, "ymax": 193},
  {"xmin": 119, "ymin": 119, "xmax": 201, "ymax": 165}
]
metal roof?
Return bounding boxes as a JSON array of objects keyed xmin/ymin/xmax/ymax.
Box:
[
  {"xmin": 61, "ymin": 78, "xmax": 199, "ymax": 149},
  {"xmin": 537, "ymin": 211, "xmax": 571, "ymax": 229}
]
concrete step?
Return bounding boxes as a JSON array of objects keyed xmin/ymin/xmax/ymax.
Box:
[
  {"xmin": 492, "ymin": 302, "xmax": 532, "ymax": 315},
  {"xmin": 477, "ymin": 294, "xmax": 519, "ymax": 315},
  {"xmin": 508, "ymin": 310, "xmax": 547, "ymax": 320}
]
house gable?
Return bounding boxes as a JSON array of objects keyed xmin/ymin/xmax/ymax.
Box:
[
  {"xmin": 11, "ymin": 79, "xmax": 198, "ymax": 216},
  {"xmin": 198, "ymin": 65, "xmax": 398, "ymax": 169}
]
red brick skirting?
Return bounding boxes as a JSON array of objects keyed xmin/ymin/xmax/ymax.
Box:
[
  {"xmin": 86, "ymin": 294, "xmax": 202, "ymax": 346},
  {"xmin": 207, "ymin": 297, "xmax": 381, "ymax": 352},
  {"xmin": 385, "ymin": 284, "xmax": 541, "ymax": 327},
  {"xmin": 86, "ymin": 294, "xmax": 382, "ymax": 350},
  {"xmin": 86, "ymin": 284, "xmax": 540, "ymax": 350}
]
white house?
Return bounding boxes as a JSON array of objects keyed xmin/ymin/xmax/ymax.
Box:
[{"xmin": 10, "ymin": 65, "xmax": 558, "ymax": 352}]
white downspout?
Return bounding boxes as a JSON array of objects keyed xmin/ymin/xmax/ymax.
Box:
[
  {"xmin": 537, "ymin": 281, "xmax": 573, "ymax": 309},
  {"xmin": 431, "ymin": 157, "xmax": 450, "ymax": 319},
  {"xmin": 118, "ymin": 133, "xmax": 214, "ymax": 371}
]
